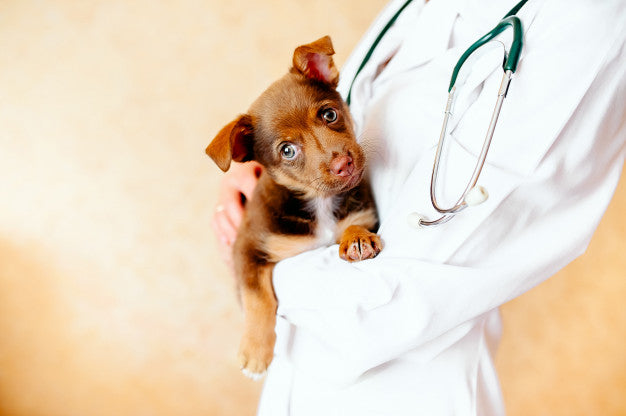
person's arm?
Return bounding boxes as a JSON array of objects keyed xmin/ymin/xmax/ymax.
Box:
[
  {"xmin": 273, "ymin": 142, "xmax": 624, "ymax": 385},
  {"xmin": 272, "ymin": 33, "xmax": 626, "ymax": 383}
]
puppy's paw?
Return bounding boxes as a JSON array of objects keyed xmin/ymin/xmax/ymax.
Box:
[
  {"xmin": 238, "ymin": 332, "xmax": 275, "ymax": 381},
  {"xmin": 339, "ymin": 225, "xmax": 382, "ymax": 262},
  {"xmin": 241, "ymin": 366, "xmax": 266, "ymax": 381}
]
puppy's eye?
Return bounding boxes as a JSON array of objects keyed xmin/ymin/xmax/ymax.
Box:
[
  {"xmin": 279, "ymin": 142, "xmax": 298, "ymax": 160},
  {"xmin": 321, "ymin": 108, "xmax": 338, "ymax": 124}
]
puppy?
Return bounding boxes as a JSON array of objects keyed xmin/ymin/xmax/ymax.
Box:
[{"xmin": 206, "ymin": 36, "xmax": 381, "ymax": 379}]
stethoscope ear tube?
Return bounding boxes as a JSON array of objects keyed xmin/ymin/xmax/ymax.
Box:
[{"xmin": 345, "ymin": 0, "xmax": 414, "ymax": 106}]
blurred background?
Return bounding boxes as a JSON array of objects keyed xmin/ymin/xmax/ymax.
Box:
[{"xmin": 0, "ymin": 1, "xmax": 624, "ymax": 415}]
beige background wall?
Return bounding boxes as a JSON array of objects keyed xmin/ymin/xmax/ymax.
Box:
[{"xmin": 0, "ymin": 1, "xmax": 624, "ymax": 415}]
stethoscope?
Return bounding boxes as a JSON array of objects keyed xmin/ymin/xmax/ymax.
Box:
[{"xmin": 346, "ymin": 0, "xmax": 528, "ymax": 228}]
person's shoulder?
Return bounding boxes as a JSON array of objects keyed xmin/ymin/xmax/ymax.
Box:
[
  {"xmin": 529, "ymin": 0, "xmax": 625, "ymax": 56},
  {"xmin": 542, "ymin": 0, "xmax": 625, "ymax": 35}
]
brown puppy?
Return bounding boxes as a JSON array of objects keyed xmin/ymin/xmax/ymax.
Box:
[{"xmin": 206, "ymin": 36, "xmax": 381, "ymax": 379}]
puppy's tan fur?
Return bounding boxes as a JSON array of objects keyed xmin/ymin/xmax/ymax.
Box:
[{"xmin": 206, "ymin": 36, "xmax": 381, "ymax": 378}]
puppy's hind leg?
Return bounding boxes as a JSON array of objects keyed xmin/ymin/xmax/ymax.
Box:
[{"xmin": 238, "ymin": 263, "xmax": 277, "ymax": 380}]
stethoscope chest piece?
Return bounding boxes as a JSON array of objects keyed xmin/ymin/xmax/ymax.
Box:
[
  {"xmin": 464, "ymin": 185, "xmax": 489, "ymax": 206},
  {"xmin": 407, "ymin": 212, "xmax": 425, "ymax": 228},
  {"xmin": 407, "ymin": 185, "xmax": 489, "ymax": 229}
]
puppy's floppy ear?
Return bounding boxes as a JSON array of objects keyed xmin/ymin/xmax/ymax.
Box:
[
  {"xmin": 205, "ymin": 114, "xmax": 254, "ymax": 172},
  {"xmin": 292, "ymin": 36, "xmax": 339, "ymax": 87}
]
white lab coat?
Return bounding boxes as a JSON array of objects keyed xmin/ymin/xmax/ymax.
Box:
[{"xmin": 258, "ymin": 0, "xmax": 626, "ymax": 414}]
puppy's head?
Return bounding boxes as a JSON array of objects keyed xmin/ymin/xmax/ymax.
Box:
[{"xmin": 206, "ymin": 36, "xmax": 365, "ymax": 198}]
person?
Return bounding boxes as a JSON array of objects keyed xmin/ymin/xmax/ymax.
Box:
[{"xmin": 212, "ymin": 0, "xmax": 626, "ymax": 414}]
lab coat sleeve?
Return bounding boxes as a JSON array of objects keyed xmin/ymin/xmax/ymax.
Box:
[{"xmin": 272, "ymin": 33, "xmax": 626, "ymax": 385}]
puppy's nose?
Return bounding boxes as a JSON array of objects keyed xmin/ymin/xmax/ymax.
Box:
[{"xmin": 330, "ymin": 155, "xmax": 354, "ymax": 177}]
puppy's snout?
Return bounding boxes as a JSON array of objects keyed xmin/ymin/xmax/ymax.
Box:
[{"xmin": 330, "ymin": 155, "xmax": 354, "ymax": 177}]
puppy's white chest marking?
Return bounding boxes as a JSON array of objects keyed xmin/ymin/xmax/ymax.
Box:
[{"xmin": 310, "ymin": 196, "xmax": 338, "ymax": 247}]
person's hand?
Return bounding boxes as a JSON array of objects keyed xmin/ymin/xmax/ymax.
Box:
[{"xmin": 212, "ymin": 161, "xmax": 263, "ymax": 269}]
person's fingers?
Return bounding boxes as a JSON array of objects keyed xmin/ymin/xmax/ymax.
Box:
[
  {"xmin": 213, "ymin": 207, "xmax": 237, "ymax": 246},
  {"xmin": 212, "ymin": 214, "xmax": 236, "ymax": 270},
  {"xmin": 224, "ymin": 195, "xmax": 244, "ymax": 229},
  {"xmin": 215, "ymin": 232, "xmax": 234, "ymax": 270}
]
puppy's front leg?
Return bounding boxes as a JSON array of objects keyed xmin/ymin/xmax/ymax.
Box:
[
  {"xmin": 238, "ymin": 262, "xmax": 277, "ymax": 379},
  {"xmin": 339, "ymin": 225, "xmax": 382, "ymax": 262},
  {"xmin": 335, "ymin": 203, "xmax": 382, "ymax": 262}
]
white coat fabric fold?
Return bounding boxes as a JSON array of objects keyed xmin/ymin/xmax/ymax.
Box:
[{"xmin": 258, "ymin": 0, "xmax": 626, "ymax": 414}]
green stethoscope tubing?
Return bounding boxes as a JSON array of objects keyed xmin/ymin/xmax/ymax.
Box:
[
  {"xmin": 346, "ymin": 0, "xmax": 528, "ymax": 104},
  {"xmin": 345, "ymin": 0, "xmax": 414, "ymax": 106},
  {"xmin": 449, "ymin": 14, "xmax": 523, "ymax": 92}
]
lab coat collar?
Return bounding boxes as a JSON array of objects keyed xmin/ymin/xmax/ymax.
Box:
[
  {"xmin": 374, "ymin": 0, "xmax": 458, "ymax": 86},
  {"xmin": 377, "ymin": 0, "xmax": 544, "ymax": 87},
  {"xmin": 457, "ymin": 0, "xmax": 525, "ymax": 31},
  {"xmin": 337, "ymin": 0, "xmax": 424, "ymax": 98},
  {"xmin": 399, "ymin": 0, "xmax": 458, "ymax": 68},
  {"xmin": 338, "ymin": 0, "xmax": 429, "ymax": 129},
  {"xmin": 342, "ymin": 0, "xmax": 458, "ymax": 130}
]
